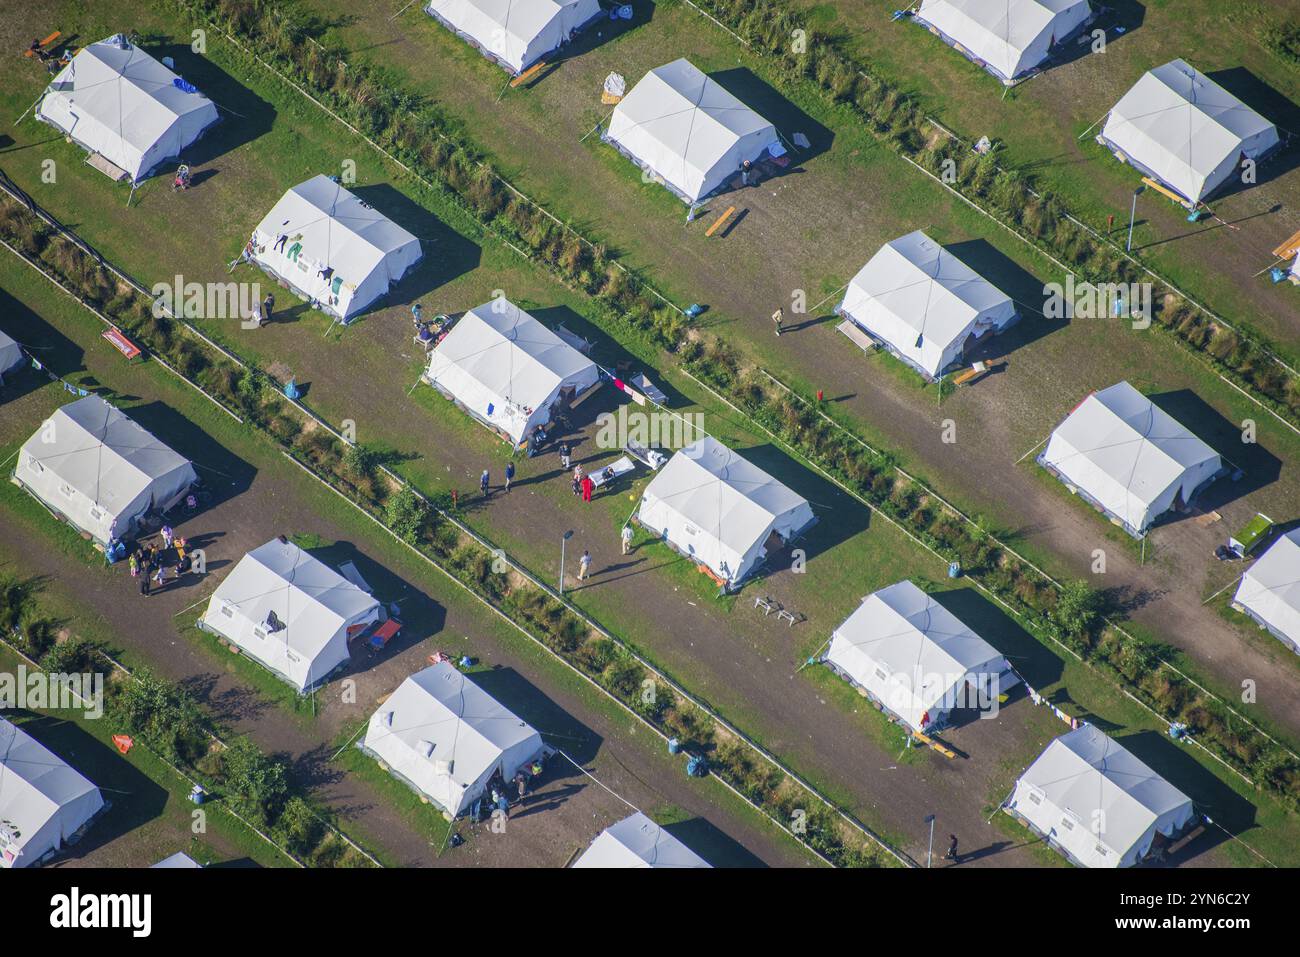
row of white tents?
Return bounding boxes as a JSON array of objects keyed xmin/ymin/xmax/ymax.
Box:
[
  {"xmin": 0, "ymin": 715, "xmax": 105, "ymax": 869},
  {"xmin": 909, "ymin": 5, "xmax": 1280, "ymax": 206}
]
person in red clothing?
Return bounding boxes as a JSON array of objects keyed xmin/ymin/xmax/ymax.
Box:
[{"xmin": 580, "ymin": 474, "xmax": 594, "ymax": 502}]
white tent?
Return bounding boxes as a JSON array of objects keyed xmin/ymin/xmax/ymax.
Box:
[
  {"xmin": 1040, "ymin": 382, "xmax": 1222, "ymax": 537},
  {"xmin": 605, "ymin": 58, "xmax": 782, "ymax": 202},
  {"xmin": 0, "ymin": 330, "xmax": 23, "ymax": 380},
  {"xmin": 426, "ymin": 0, "xmax": 602, "ymax": 75},
  {"xmin": 838, "ymin": 230, "xmax": 1018, "ymax": 379},
  {"xmin": 425, "ymin": 297, "xmax": 600, "ymax": 446},
  {"xmin": 1099, "ymin": 59, "xmax": 1280, "ymax": 205},
  {"xmin": 1006, "ymin": 725, "xmax": 1195, "ymax": 868},
  {"xmin": 637, "ymin": 436, "xmax": 815, "ymax": 589},
  {"xmin": 1233, "ymin": 528, "xmax": 1300, "ymax": 654},
  {"xmin": 360, "ymin": 662, "xmax": 544, "ymax": 818},
  {"xmin": 573, "ymin": 812, "xmax": 712, "ymax": 868},
  {"xmin": 13, "ymin": 395, "xmax": 198, "ymax": 546},
  {"xmin": 250, "ymin": 175, "xmax": 422, "ymax": 322},
  {"xmin": 35, "ymin": 35, "xmax": 219, "ymax": 184},
  {"xmin": 152, "ymin": 851, "xmax": 202, "ymax": 868},
  {"xmin": 199, "ymin": 538, "xmax": 382, "ymax": 692},
  {"xmin": 825, "ymin": 580, "xmax": 1010, "ymax": 734},
  {"xmin": 915, "ymin": 0, "xmax": 1092, "ymax": 83},
  {"xmin": 0, "ymin": 716, "xmax": 105, "ymax": 869}
]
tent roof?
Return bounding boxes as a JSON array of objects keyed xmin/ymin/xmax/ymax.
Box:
[
  {"xmin": 1016, "ymin": 725, "xmax": 1192, "ymax": 858},
  {"xmin": 573, "ymin": 812, "xmax": 711, "ymax": 868},
  {"xmin": 917, "ymin": 0, "xmax": 1089, "ymax": 80},
  {"xmin": 254, "ymin": 175, "xmax": 419, "ymax": 287},
  {"xmin": 428, "ymin": 298, "xmax": 597, "ymax": 415},
  {"xmin": 1046, "ymin": 381, "xmax": 1219, "ymax": 512},
  {"xmin": 1102, "ymin": 59, "xmax": 1278, "ymax": 202},
  {"xmin": 1235, "ymin": 528, "xmax": 1300, "ymax": 644},
  {"xmin": 209, "ymin": 539, "xmax": 380, "ymax": 660},
  {"xmin": 610, "ymin": 59, "xmax": 775, "ymax": 191},
  {"xmin": 0, "ymin": 330, "xmax": 21, "ymax": 375},
  {"xmin": 642, "ymin": 436, "xmax": 810, "ymax": 558},
  {"xmin": 0, "ymin": 716, "xmax": 101, "ymax": 862},
  {"xmin": 843, "ymin": 230, "xmax": 1014, "ymax": 353},
  {"xmin": 367, "ymin": 662, "xmax": 540, "ymax": 791},
  {"xmin": 40, "ymin": 36, "xmax": 215, "ymax": 161},
  {"xmin": 832, "ymin": 580, "xmax": 1003, "ymax": 693},
  {"xmin": 21, "ymin": 395, "xmax": 195, "ymax": 515},
  {"xmin": 152, "ymin": 851, "xmax": 202, "ymax": 868},
  {"xmin": 427, "ymin": 0, "xmax": 598, "ymax": 71}
]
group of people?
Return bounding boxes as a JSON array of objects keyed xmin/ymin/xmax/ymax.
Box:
[
  {"xmin": 473, "ymin": 757, "xmax": 545, "ymax": 822},
  {"xmin": 128, "ymin": 525, "xmax": 191, "ymax": 597}
]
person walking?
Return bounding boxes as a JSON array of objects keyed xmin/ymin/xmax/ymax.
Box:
[
  {"xmin": 504, "ymin": 461, "xmax": 515, "ymax": 492},
  {"xmin": 559, "ymin": 442, "xmax": 571, "ymax": 470},
  {"xmin": 621, "ymin": 524, "xmax": 633, "ymax": 555},
  {"xmin": 945, "ymin": 834, "xmax": 959, "ymax": 863},
  {"xmin": 772, "ymin": 307, "xmax": 784, "ymax": 336},
  {"xmin": 581, "ymin": 474, "xmax": 594, "ymax": 503},
  {"xmin": 578, "ymin": 549, "xmax": 592, "ymax": 581},
  {"xmin": 480, "ymin": 468, "xmax": 491, "ymax": 498}
]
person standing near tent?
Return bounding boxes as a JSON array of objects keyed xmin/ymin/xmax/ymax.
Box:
[
  {"xmin": 504, "ymin": 461, "xmax": 515, "ymax": 492},
  {"xmin": 411, "ymin": 302, "xmax": 423, "ymax": 329},
  {"xmin": 621, "ymin": 524, "xmax": 633, "ymax": 555},
  {"xmin": 946, "ymin": 834, "xmax": 959, "ymax": 862},
  {"xmin": 559, "ymin": 441, "xmax": 571, "ymax": 470},
  {"xmin": 161, "ymin": 524, "xmax": 174, "ymax": 549},
  {"xmin": 480, "ymin": 468, "xmax": 491, "ymax": 498},
  {"xmin": 261, "ymin": 292, "xmax": 275, "ymax": 324},
  {"xmin": 772, "ymin": 307, "xmax": 784, "ymax": 336},
  {"xmin": 741, "ymin": 158, "xmax": 753, "ymax": 186},
  {"xmin": 581, "ymin": 474, "xmax": 594, "ymax": 503},
  {"xmin": 578, "ymin": 549, "xmax": 592, "ymax": 580}
]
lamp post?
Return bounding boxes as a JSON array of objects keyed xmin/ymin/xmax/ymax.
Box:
[
  {"xmin": 1126, "ymin": 184, "xmax": 1146, "ymax": 252},
  {"xmin": 559, "ymin": 530, "xmax": 574, "ymax": 594},
  {"xmin": 924, "ymin": 814, "xmax": 936, "ymax": 868}
]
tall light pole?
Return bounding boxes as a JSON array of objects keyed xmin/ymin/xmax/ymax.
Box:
[
  {"xmin": 559, "ymin": 530, "xmax": 574, "ymax": 594},
  {"xmin": 1126, "ymin": 184, "xmax": 1146, "ymax": 252},
  {"xmin": 924, "ymin": 814, "xmax": 936, "ymax": 868}
]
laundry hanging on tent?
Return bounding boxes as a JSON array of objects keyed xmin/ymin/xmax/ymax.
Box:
[{"xmin": 172, "ymin": 76, "xmax": 198, "ymax": 94}]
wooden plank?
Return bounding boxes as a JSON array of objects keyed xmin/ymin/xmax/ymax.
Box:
[
  {"xmin": 1272, "ymin": 227, "xmax": 1300, "ymax": 259},
  {"xmin": 24, "ymin": 31, "xmax": 61, "ymax": 57},
  {"xmin": 1141, "ymin": 176, "xmax": 1193, "ymax": 208},
  {"xmin": 510, "ymin": 60, "xmax": 546, "ymax": 88},
  {"xmin": 705, "ymin": 205, "xmax": 736, "ymax": 237}
]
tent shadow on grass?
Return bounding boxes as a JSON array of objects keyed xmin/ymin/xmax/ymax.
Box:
[
  {"xmin": 299, "ymin": 538, "xmax": 449, "ymax": 665},
  {"xmin": 663, "ymin": 816, "xmax": 770, "ymax": 868},
  {"xmin": 123, "ymin": 400, "xmax": 257, "ymax": 513},
  {"xmin": 0, "ymin": 287, "xmax": 85, "ymax": 406},
  {"xmin": 734, "ymin": 442, "xmax": 871, "ymax": 568},
  {"xmin": 533, "ymin": 1, "xmax": 655, "ymax": 81},
  {"xmin": 351, "ymin": 183, "xmax": 482, "ymax": 310},
  {"xmin": 1116, "ymin": 729, "xmax": 1255, "ymax": 863},
  {"xmin": 149, "ymin": 43, "xmax": 277, "ymax": 176},
  {"xmin": 1206, "ymin": 67, "xmax": 1300, "ymax": 196},
  {"xmin": 944, "ymin": 238, "xmax": 1068, "ymax": 358},
  {"xmin": 1022, "ymin": 0, "xmax": 1147, "ymax": 76},
  {"xmin": 472, "ymin": 665, "xmax": 602, "ymax": 766},
  {"xmin": 710, "ymin": 67, "xmax": 834, "ymax": 168},
  {"xmin": 12, "ymin": 711, "xmax": 170, "ymax": 865},
  {"xmin": 1149, "ymin": 388, "xmax": 1282, "ymax": 509},
  {"xmin": 931, "ymin": 586, "xmax": 1065, "ymax": 691}
]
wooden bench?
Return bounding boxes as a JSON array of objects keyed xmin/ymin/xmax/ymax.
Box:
[
  {"xmin": 837, "ymin": 319, "xmax": 875, "ymax": 353},
  {"xmin": 510, "ymin": 61, "xmax": 546, "ymax": 88}
]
